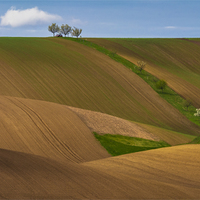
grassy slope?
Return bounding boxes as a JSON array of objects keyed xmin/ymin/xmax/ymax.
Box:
[
  {"xmin": 0, "ymin": 37, "xmax": 200, "ymax": 135},
  {"xmin": 93, "ymin": 132, "xmax": 170, "ymax": 156},
  {"xmin": 88, "ymin": 38, "xmax": 200, "ymax": 108}
]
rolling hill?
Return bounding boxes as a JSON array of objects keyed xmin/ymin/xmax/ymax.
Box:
[
  {"xmin": 1, "ymin": 144, "xmax": 200, "ymax": 199},
  {"xmin": 0, "ymin": 37, "xmax": 200, "ymax": 199},
  {"xmin": 0, "ymin": 37, "xmax": 199, "ymax": 135},
  {"xmin": 0, "ymin": 95, "xmax": 110, "ymax": 163}
]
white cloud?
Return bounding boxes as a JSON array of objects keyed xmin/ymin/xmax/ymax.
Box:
[{"xmin": 0, "ymin": 7, "xmax": 62, "ymax": 27}]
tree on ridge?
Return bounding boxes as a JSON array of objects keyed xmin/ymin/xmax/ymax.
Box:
[
  {"xmin": 71, "ymin": 27, "xmax": 82, "ymax": 38},
  {"xmin": 60, "ymin": 24, "xmax": 72, "ymax": 37},
  {"xmin": 48, "ymin": 23, "xmax": 60, "ymax": 36}
]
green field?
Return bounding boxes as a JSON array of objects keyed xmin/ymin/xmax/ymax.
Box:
[{"xmin": 93, "ymin": 132, "xmax": 170, "ymax": 156}]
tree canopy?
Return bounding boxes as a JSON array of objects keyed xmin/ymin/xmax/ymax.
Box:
[
  {"xmin": 48, "ymin": 24, "xmax": 82, "ymax": 38},
  {"xmin": 71, "ymin": 27, "xmax": 82, "ymax": 38},
  {"xmin": 137, "ymin": 61, "xmax": 146, "ymax": 73},
  {"xmin": 156, "ymin": 80, "xmax": 167, "ymax": 93},
  {"xmin": 48, "ymin": 23, "xmax": 60, "ymax": 36},
  {"xmin": 60, "ymin": 24, "xmax": 72, "ymax": 37}
]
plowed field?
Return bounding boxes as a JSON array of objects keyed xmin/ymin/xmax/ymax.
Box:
[
  {"xmin": 0, "ymin": 37, "xmax": 200, "ymax": 199},
  {"xmin": 0, "ymin": 96, "xmax": 110, "ymax": 163},
  {"xmin": 0, "ymin": 38, "xmax": 199, "ymax": 135},
  {"xmin": 1, "ymin": 143, "xmax": 200, "ymax": 199}
]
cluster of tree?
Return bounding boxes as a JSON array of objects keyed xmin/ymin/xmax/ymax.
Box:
[{"xmin": 48, "ymin": 23, "xmax": 82, "ymax": 38}]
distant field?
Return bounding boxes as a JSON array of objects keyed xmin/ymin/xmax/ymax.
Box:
[
  {"xmin": 88, "ymin": 38, "xmax": 200, "ymax": 108},
  {"xmin": 73, "ymin": 37, "xmax": 200, "ymax": 127},
  {"xmin": 0, "ymin": 37, "xmax": 199, "ymax": 135}
]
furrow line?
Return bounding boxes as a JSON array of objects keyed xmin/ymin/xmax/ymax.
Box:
[
  {"xmin": 5, "ymin": 97, "xmax": 79, "ymax": 163},
  {"xmin": 12, "ymin": 98, "xmax": 84, "ymax": 163}
]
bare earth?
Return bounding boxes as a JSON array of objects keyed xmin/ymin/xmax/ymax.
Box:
[{"xmin": 68, "ymin": 106, "xmax": 160, "ymax": 141}]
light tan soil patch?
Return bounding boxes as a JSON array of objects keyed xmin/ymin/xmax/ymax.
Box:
[{"xmin": 68, "ymin": 106, "xmax": 159, "ymax": 141}]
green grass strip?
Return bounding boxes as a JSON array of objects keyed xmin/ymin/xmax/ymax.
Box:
[
  {"xmin": 62, "ymin": 37, "xmax": 200, "ymax": 127},
  {"xmin": 93, "ymin": 132, "xmax": 170, "ymax": 156}
]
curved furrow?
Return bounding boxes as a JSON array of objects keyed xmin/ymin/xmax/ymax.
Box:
[
  {"xmin": 9, "ymin": 97, "xmax": 84, "ymax": 163},
  {"xmin": 0, "ymin": 96, "xmax": 110, "ymax": 163}
]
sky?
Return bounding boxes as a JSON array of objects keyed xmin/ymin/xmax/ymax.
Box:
[{"xmin": 0, "ymin": 0, "xmax": 200, "ymax": 38}]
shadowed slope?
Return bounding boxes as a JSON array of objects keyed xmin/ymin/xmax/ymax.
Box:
[
  {"xmin": 0, "ymin": 38, "xmax": 200, "ymax": 135},
  {"xmin": 88, "ymin": 38, "xmax": 200, "ymax": 107},
  {"xmin": 1, "ymin": 144, "xmax": 200, "ymax": 199},
  {"xmin": 0, "ymin": 149, "xmax": 128, "ymax": 199},
  {"xmin": 0, "ymin": 96, "xmax": 110, "ymax": 163}
]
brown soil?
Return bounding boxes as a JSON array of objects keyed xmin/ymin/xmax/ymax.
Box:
[
  {"xmin": 1, "ymin": 144, "xmax": 200, "ymax": 199},
  {"xmin": 83, "ymin": 144, "xmax": 200, "ymax": 199},
  {"xmin": 0, "ymin": 96, "xmax": 110, "ymax": 163}
]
